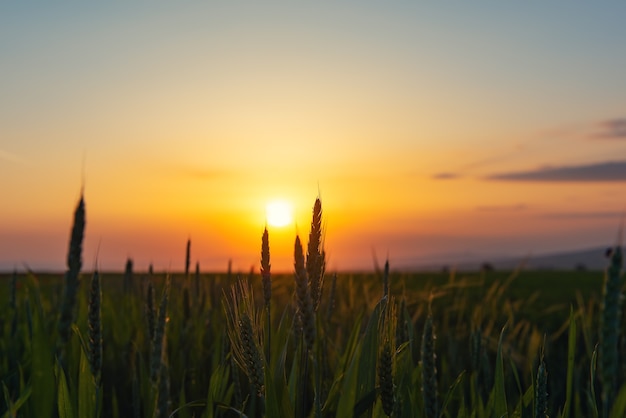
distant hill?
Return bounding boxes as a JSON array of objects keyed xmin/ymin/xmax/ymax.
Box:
[
  {"xmin": 494, "ymin": 246, "xmax": 610, "ymax": 271},
  {"xmin": 397, "ymin": 246, "xmax": 612, "ymax": 272}
]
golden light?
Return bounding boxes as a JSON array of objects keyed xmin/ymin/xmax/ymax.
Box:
[{"xmin": 266, "ymin": 200, "xmax": 293, "ymax": 228}]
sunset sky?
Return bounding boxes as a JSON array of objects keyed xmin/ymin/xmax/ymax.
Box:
[{"xmin": 2, "ymin": 3, "xmax": 626, "ymax": 272}]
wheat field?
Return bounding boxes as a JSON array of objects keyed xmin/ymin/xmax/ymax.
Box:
[{"xmin": 0, "ymin": 195, "xmax": 624, "ymax": 418}]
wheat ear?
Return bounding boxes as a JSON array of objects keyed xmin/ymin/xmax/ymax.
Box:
[
  {"xmin": 261, "ymin": 227, "xmax": 271, "ymax": 362},
  {"xmin": 535, "ymin": 356, "xmax": 548, "ymax": 418},
  {"xmin": 57, "ymin": 194, "xmax": 86, "ymax": 352},
  {"xmin": 295, "ymin": 235, "xmax": 316, "ymax": 351},
  {"xmin": 306, "ymin": 198, "xmax": 324, "ymax": 311}
]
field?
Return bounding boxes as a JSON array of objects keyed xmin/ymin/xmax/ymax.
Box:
[{"xmin": 0, "ymin": 197, "xmax": 624, "ymax": 418}]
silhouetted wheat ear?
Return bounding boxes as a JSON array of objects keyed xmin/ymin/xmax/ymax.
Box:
[
  {"xmin": 185, "ymin": 238, "xmax": 191, "ymax": 278},
  {"xmin": 383, "ymin": 259, "xmax": 390, "ymax": 298},
  {"xmin": 378, "ymin": 300, "xmax": 397, "ymax": 417},
  {"xmin": 294, "ymin": 235, "xmax": 316, "ymax": 351},
  {"xmin": 421, "ymin": 314, "xmax": 438, "ymax": 418},
  {"xmin": 58, "ymin": 194, "xmax": 86, "ymax": 349},
  {"xmin": 151, "ymin": 277, "xmax": 170, "ymax": 384},
  {"xmin": 123, "ymin": 258, "xmax": 133, "ymax": 294},
  {"xmin": 600, "ymin": 245, "xmax": 623, "ymax": 414},
  {"xmin": 261, "ymin": 227, "xmax": 272, "ymax": 363},
  {"xmin": 261, "ymin": 227, "xmax": 271, "ymax": 308},
  {"xmin": 379, "ymin": 341, "xmax": 394, "ymax": 416},
  {"xmin": 306, "ymin": 198, "xmax": 324, "ymax": 311},
  {"xmin": 224, "ymin": 280, "xmax": 265, "ymax": 400},
  {"xmin": 194, "ymin": 261, "xmax": 200, "ymax": 298},
  {"xmin": 535, "ymin": 359, "xmax": 548, "ymax": 418},
  {"xmin": 67, "ymin": 195, "xmax": 85, "ymax": 272},
  {"xmin": 88, "ymin": 269, "xmax": 102, "ymax": 385},
  {"xmin": 240, "ymin": 312, "xmax": 265, "ymax": 396}
]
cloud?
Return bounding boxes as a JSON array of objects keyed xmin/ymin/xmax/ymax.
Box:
[
  {"xmin": 486, "ymin": 161, "xmax": 626, "ymax": 182},
  {"xmin": 593, "ymin": 118, "xmax": 626, "ymax": 139},
  {"xmin": 432, "ymin": 172, "xmax": 461, "ymax": 180},
  {"xmin": 539, "ymin": 211, "xmax": 624, "ymax": 220},
  {"xmin": 0, "ymin": 149, "xmax": 27, "ymax": 164},
  {"xmin": 475, "ymin": 204, "xmax": 527, "ymax": 212}
]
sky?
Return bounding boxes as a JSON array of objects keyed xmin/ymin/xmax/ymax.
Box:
[{"xmin": 2, "ymin": 3, "xmax": 626, "ymax": 272}]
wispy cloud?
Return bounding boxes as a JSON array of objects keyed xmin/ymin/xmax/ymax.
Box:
[
  {"xmin": 540, "ymin": 211, "xmax": 624, "ymax": 220},
  {"xmin": 592, "ymin": 118, "xmax": 626, "ymax": 139},
  {"xmin": 486, "ymin": 161, "xmax": 626, "ymax": 182},
  {"xmin": 475, "ymin": 204, "xmax": 527, "ymax": 212},
  {"xmin": 0, "ymin": 149, "xmax": 27, "ymax": 165},
  {"xmin": 434, "ymin": 116, "xmax": 626, "ymax": 181},
  {"xmin": 432, "ymin": 172, "xmax": 460, "ymax": 180}
]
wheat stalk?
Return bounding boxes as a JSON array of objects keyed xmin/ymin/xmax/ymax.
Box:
[
  {"xmin": 182, "ymin": 287, "xmax": 191, "ymax": 323},
  {"xmin": 9, "ymin": 269, "xmax": 17, "ymax": 311},
  {"xmin": 88, "ymin": 269, "xmax": 102, "ymax": 386},
  {"xmin": 10, "ymin": 270, "xmax": 18, "ymax": 338},
  {"xmin": 325, "ymin": 273, "xmax": 337, "ymax": 323},
  {"xmin": 156, "ymin": 339, "xmax": 171, "ymax": 418},
  {"xmin": 421, "ymin": 313, "xmax": 438, "ymax": 418},
  {"xmin": 146, "ymin": 280, "xmax": 156, "ymax": 343},
  {"xmin": 151, "ymin": 276, "xmax": 170, "ymax": 384},
  {"xmin": 194, "ymin": 261, "xmax": 201, "ymax": 302},
  {"xmin": 600, "ymin": 245, "xmax": 623, "ymax": 415}
]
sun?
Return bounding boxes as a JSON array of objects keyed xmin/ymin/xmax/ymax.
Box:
[{"xmin": 266, "ymin": 200, "xmax": 293, "ymax": 228}]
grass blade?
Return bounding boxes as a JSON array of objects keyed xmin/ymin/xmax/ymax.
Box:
[
  {"xmin": 55, "ymin": 362, "xmax": 74, "ymax": 418},
  {"xmin": 440, "ymin": 371, "xmax": 465, "ymax": 418},
  {"xmin": 493, "ymin": 326, "xmax": 508, "ymax": 418},
  {"xmin": 588, "ymin": 345, "xmax": 599, "ymax": 418},
  {"xmin": 562, "ymin": 306, "xmax": 576, "ymax": 418}
]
